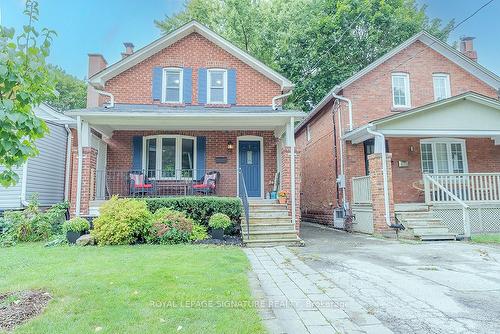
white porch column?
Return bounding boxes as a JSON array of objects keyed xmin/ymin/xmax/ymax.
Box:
[{"xmin": 287, "ymin": 117, "xmax": 296, "ymax": 226}]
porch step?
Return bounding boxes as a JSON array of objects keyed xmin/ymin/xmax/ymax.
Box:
[
  {"xmin": 243, "ymin": 217, "xmax": 292, "ymax": 225},
  {"xmin": 242, "ymin": 230, "xmax": 298, "ymax": 240},
  {"xmin": 249, "ymin": 204, "xmax": 288, "ymax": 211},
  {"xmin": 241, "ymin": 222, "xmax": 296, "ymax": 232},
  {"xmin": 249, "ymin": 210, "xmax": 290, "ymax": 219},
  {"xmin": 397, "ymin": 209, "xmax": 456, "ymax": 241},
  {"xmin": 244, "ymin": 237, "xmax": 304, "ymax": 248}
]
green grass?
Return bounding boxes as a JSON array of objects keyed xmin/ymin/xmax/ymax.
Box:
[
  {"xmin": 0, "ymin": 244, "xmax": 265, "ymax": 334},
  {"xmin": 471, "ymin": 233, "xmax": 500, "ymax": 244}
]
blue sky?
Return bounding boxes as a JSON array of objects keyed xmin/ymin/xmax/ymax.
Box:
[{"xmin": 1, "ymin": 0, "xmax": 499, "ymax": 79}]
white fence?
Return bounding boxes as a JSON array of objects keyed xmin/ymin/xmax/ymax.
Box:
[
  {"xmin": 424, "ymin": 173, "xmax": 500, "ymax": 204},
  {"xmin": 352, "ymin": 176, "xmax": 371, "ymax": 205}
]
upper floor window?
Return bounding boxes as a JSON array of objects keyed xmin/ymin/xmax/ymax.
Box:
[
  {"xmin": 391, "ymin": 73, "xmax": 411, "ymax": 108},
  {"xmin": 433, "ymin": 73, "xmax": 451, "ymax": 101},
  {"xmin": 162, "ymin": 68, "xmax": 183, "ymax": 103},
  {"xmin": 207, "ymin": 69, "xmax": 227, "ymax": 104}
]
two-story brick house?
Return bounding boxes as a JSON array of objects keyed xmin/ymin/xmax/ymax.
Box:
[
  {"xmin": 295, "ymin": 32, "xmax": 500, "ymax": 240},
  {"xmin": 66, "ymin": 21, "xmax": 306, "ymax": 245}
]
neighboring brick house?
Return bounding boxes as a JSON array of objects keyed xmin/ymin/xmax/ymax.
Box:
[
  {"xmin": 65, "ymin": 21, "xmax": 306, "ymax": 237},
  {"xmin": 296, "ymin": 32, "xmax": 500, "ymax": 239}
]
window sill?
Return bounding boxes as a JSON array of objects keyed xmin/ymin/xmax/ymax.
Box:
[
  {"xmin": 157, "ymin": 102, "xmax": 186, "ymax": 107},
  {"xmin": 391, "ymin": 106, "xmax": 411, "ymax": 112},
  {"xmin": 204, "ymin": 103, "xmax": 231, "ymax": 108}
]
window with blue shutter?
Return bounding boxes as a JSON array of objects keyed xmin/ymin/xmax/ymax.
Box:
[
  {"xmin": 198, "ymin": 68, "xmax": 207, "ymax": 104},
  {"xmin": 132, "ymin": 136, "xmax": 143, "ymax": 172},
  {"xmin": 152, "ymin": 67, "xmax": 163, "ymax": 101},
  {"xmin": 183, "ymin": 67, "xmax": 193, "ymax": 104},
  {"xmin": 196, "ymin": 136, "xmax": 206, "ymax": 177},
  {"xmin": 228, "ymin": 69, "xmax": 236, "ymax": 105}
]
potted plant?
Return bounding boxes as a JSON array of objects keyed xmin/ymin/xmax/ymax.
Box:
[
  {"xmin": 278, "ymin": 191, "xmax": 288, "ymax": 204},
  {"xmin": 63, "ymin": 217, "xmax": 90, "ymax": 244},
  {"xmin": 208, "ymin": 213, "xmax": 232, "ymax": 240}
]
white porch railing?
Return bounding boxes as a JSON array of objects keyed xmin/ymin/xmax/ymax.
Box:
[
  {"xmin": 352, "ymin": 176, "xmax": 371, "ymax": 205},
  {"xmin": 424, "ymin": 173, "xmax": 500, "ymax": 204}
]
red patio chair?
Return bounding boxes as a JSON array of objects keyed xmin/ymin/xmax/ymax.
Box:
[
  {"xmin": 192, "ymin": 171, "xmax": 220, "ymax": 195},
  {"xmin": 129, "ymin": 173, "xmax": 156, "ymax": 197}
]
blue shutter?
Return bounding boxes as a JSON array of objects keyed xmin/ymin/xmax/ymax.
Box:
[
  {"xmin": 132, "ymin": 136, "xmax": 143, "ymax": 172},
  {"xmin": 228, "ymin": 68, "xmax": 237, "ymax": 105},
  {"xmin": 183, "ymin": 67, "xmax": 192, "ymax": 104},
  {"xmin": 198, "ymin": 68, "xmax": 207, "ymax": 104},
  {"xmin": 196, "ymin": 136, "xmax": 206, "ymax": 178},
  {"xmin": 152, "ymin": 67, "xmax": 163, "ymax": 101}
]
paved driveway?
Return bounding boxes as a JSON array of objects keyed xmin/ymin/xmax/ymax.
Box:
[{"xmin": 294, "ymin": 222, "xmax": 500, "ymax": 334}]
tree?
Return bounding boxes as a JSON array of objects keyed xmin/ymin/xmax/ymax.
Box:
[
  {"xmin": 0, "ymin": 0, "xmax": 56, "ymax": 187},
  {"xmin": 46, "ymin": 65, "xmax": 87, "ymax": 111},
  {"xmin": 156, "ymin": 0, "xmax": 453, "ymax": 111}
]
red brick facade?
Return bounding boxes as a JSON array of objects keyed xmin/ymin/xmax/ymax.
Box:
[
  {"xmin": 368, "ymin": 154, "xmax": 395, "ymax": 234},
  {"xmin": 296, "ymin": 38, "xmax": 499, "ymax": 226},
  {"xmin": 104, "ymin": 33, "xmax": 282, "ymax": 107}
]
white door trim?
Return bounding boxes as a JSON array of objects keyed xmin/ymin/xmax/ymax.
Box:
[{"xmin": 236, "ymin": 135, "xmax": 264, "ymax": 198}]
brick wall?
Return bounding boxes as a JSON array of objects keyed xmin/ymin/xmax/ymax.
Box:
[
  {"xmin": 368, "ymin": 153, "xmax": 395, "ymax": 234},
  {"xmin": 69, "ymin": 144, "xmax": 97, "ymax": 216},
  {"xmin": 104, "ymin": 33, "xmax": 282, "ymax": 106},
  {"xmin": 104, "ymin": 130, "xmax": 278, "ymax": 197}
]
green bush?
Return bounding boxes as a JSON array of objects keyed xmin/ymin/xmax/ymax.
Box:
[
  {"xmin": 62, "ymin": 217, "xmax": 90, "ymax": 234},
  {"xmin": 44, "ymin": 202, "xmax": 69, "ymax": 234},
  {"xmin": 92, "ymin": 196, "xmax": 153, "ymax": 246},
  {"xmin": 147, "ymin": 208, "xmax": 193, "ymax": 244},
  {"xmin": 145, "ymin": 197, "xmax": 242, "ymax": 227},
  {"xmin": 190, "ymin": 223, "xmax": 209, "ymax": 241},
  {"xmin": 208, "ymin": 213, "xmax": 232, "ymax": 230}
]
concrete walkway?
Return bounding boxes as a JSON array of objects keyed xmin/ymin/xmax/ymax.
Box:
[{"xmin": 244, "ymin": 246, "xmax": 393, "ymax": 334}]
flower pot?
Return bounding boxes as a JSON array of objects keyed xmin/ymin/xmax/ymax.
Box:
[
  {"xmin": 66, "ymin": 231, "xmax": 83, "ymax": 244},
  {"xmin": 278, "ymin": 197, "xmax": 287, "ymax": 204},
  {"xmin": 211, "ymin": 228, "xmax": 224, "ymax": 240}
]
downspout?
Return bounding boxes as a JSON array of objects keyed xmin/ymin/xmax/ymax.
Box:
[
  {"xmin": 289, "ymin": 117, "xmax": 296, "ymax": 227},
  {"xmin": 336, "ymin": 103, "xmax": 347, "ymax": 210},
  {"xmin": 88, "ymin": 83, "xmax": 115, "ymax": 108},
  {"xmin": 331, "ymin": 93, "xmax": 353, "ymax": 131},
  {"xmin": 366, "ymin": 126, "xmax": 392, "ymax": 227},
  {"xmin": 75, "ymin": 116, "xmax": 83, "ymax": 217},
  {"xmin": 64, "ymin": 124, "xmax": 72, "ymax": 201},
  {"xmin": 20, "ymin": 161, "xmax": 29, "ymax": 207},
  {"xmin": 272, "ymin": 91, "xmax": 293, "ymax": 110}
]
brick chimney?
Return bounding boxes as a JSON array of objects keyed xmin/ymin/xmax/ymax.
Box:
[
  {"xmin": 86, "ymin": 54, "xmax": 107, "ymax": 108},
  {"xmin": 460, "ymin": 36, "xmax": 478, "ymax": 62},
  {"xmin": 121, "ymin": 42, "xmax": 135, "ymax": 59}
]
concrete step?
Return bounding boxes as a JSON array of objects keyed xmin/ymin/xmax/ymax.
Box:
[
  {"xmin": 249, "ymin": 210, "xmax": 290, "ymax": 219},
  {"xmin": 248, "ymin": 199, "xmax": 279, "ymax": 205},
  {"xmin": 243, "ymin": 217, "xmax": 292, "ymax": 224},
  {"xmin": 241, "ymin": 230, "xmax": 298, "ymax": 240},
  {"xmin": 419, "ymin": 234, "xmax": 456, "ymax": 241},
  {"xmin": 411, "ymin": 227, "xmax": 452, "ymax": 236},
  {"xmin": 403, "ymin": 218, "xmax": 444, "ymax": 225},
  {"xmin": 241, "ymin": 223, "xmax": 296, "ymax": 232},
  {"xmin": 395, "ymin": 203, "xmax": 430, "ymax": 212},
  {"xmin": 243, "ymin": 237, "xmax": 304, "ymax": 247},
  {"xmin": 249, "ymin": 204, "xmax": 288, "ymax": 211},
  {"xmin": 397, "ymin": 212, "xmax": 434, "ymax": 220}
]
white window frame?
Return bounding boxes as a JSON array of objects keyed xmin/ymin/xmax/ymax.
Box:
[
  {"xmin": 420, "ymin": 138, "xmax": 468, "ymax": 174},
  {"xmin": 432, "ymin": 73, "xmax": 451, "ymax": 101},
  {"xmin": 306, "ymin": 124, "xmax": 311, "ymax": 142},
  {"xmin": 207, "ymin": 68, "xmax": 228, "ymax": 104},
  {"xmin": 161, "ymin": 68, "xmax": 183, "ymax": 103},
  {"xmin": 391, "ymin": 72, "xmax": 411, "ymax": 108},
  {"xmin": 142, "ymin": 135, "xmax": 197, "ymax": 180}
]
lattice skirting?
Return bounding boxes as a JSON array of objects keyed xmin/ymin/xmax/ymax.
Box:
[{"xmin": 432, "ymin": 204, "xmax": 500, "ymax": 234}]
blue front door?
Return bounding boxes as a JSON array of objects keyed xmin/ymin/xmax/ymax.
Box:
[{"xmin": 239, "ymin": 140, "xmax": 261, "ymax": 197}]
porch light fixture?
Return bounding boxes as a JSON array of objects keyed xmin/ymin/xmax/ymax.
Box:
[
  {"xmin": 227, "ymin": 141, "xmax": 234, "ymax": 151},
  {"xmin": 409, "ymin": 145, "xmax": 415, "ymax": 153}
]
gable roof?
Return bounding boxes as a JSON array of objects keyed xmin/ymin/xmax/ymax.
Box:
[
  {"xmin": 36, "ymin": 103, "xmax": 76, "ymax": 126},
  {"xmin": 88, "ymin": 21, "xmax": 294, "ymax": 91},
  {"xmin": 296, "ymin": 31, "xmax": 500, "ymax": 133},
  {"xmin": 343, "ymin": 91, "xmax": 500, "ymax": 143}
]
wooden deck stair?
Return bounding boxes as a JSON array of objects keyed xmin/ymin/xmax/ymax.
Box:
[
  {"xmin": 242, "ymin": 200, "xmax": 303, "ymax": 247},
  {"xmin": 396, "ymin": 206, "xmax": 456, "ymax": 241}
]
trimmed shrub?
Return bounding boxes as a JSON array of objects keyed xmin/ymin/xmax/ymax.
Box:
[
  {"xmin": 190, "ymin": 223, "xmax": 209, "ymax": 241},
  {"xmin": 147, "ymin": 208, "xmax": 194, "ymax": 244},
  {"xmin": 145, "ymin": 197, "xmax": 242, "ymax": 227},
  {"xmin": 208, "ymin": 213, "xmax": 232, "ymax": 230},
  {"xmin": 92, "ymin": 197, "xmax": 153, "ymax": 246},
  {"xmin": 63, "ymin": 217, "xmax": 90, "ymax": 234}
]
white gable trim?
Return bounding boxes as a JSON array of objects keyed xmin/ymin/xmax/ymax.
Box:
[
  {"xmin": 89, "ymin": 21, "xmax": 293, "ymax": 91},
  {"xmin": 297, "ymin": 31, "xmax": 500, "ymax": 134}
]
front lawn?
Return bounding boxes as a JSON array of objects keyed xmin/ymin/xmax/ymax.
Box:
[
  {"xmin": 471, "ymin": 233, "xmax": 500, "ymax": 244},
  {"xmin": 0, "ymin": 244, "xmax": 264, "ymax": 334}
]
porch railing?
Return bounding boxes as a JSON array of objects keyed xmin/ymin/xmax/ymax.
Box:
[
  {"xmin": 238, "ymin": 168, "xmax": 250, "ymax": 240},
  {"xmin": 91, "ymin": 169, "xmax": 237, "ymax": 201},
  {"xmin": 424, "ymin": 173, "xmax": 500, "ymax": 204},
  {"xmin": 424, "ymin": 174, "xmax": 471, "ymax": 238},
  {"xmin": 352, "ymin": 176, "xmax": 372, "ymax": 205}
]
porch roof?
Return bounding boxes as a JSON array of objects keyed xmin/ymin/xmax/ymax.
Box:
[
  {"xmin": 343, "ymin": 92, "xmax": 500, "ymax": 144},
  {"xmin": 65, "ymin": 104, "xmax": 306, "ymax": 136}
]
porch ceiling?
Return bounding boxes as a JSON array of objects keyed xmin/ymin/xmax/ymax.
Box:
[
  {"xmin": 65, "ymin": 108, "xmax": 306, "ymax": 137},
  {"xmin": 344, "ymin": 92, "xmax": 500, "ymax": 144}
]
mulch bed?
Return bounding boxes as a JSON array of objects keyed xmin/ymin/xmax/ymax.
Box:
[
  {"xmin": 194, "ymin": 235, "xmax": 242, "ymax": 246},
  {"xmin": 0, "ymin": 290, "xmax": 52, "ymax": 331}
]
